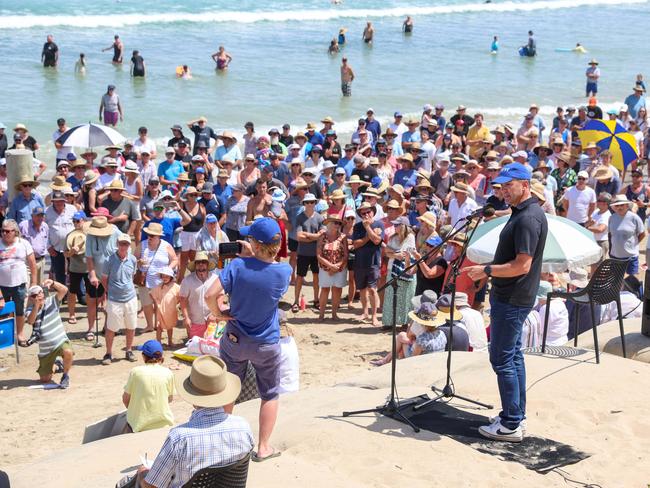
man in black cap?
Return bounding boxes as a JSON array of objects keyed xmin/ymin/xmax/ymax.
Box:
[
  {"xmin": 168, "ymin": 125, "xmax": 191, "ymax": 155},
  {"xmin": 465, "ymin": 163, "xmax": 547, "ymax": 443},
  {"xmin": 279, "ymin": 124, "xmax": 293, "ymax": 148}
]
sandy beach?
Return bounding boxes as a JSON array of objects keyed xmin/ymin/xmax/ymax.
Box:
[{"xmin": 4, "ymin": 331, "xmax": 650, "ymax": 487}]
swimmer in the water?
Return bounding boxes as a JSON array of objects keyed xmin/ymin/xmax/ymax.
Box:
[
  {"xmin": 573, "ymin": 43, "xmax": 587, "ymax": 53},
  {"xmin": 491, "ymin": 35, "xmax": 499, "ymax": 53},
  {"xmin": 102, "ymin": 34, "xmax": 123, "ymax": 64},
  {"xmin": 338, "ymin": 28, "xmax": 347, "ymax": 46},
  {"xmin": 177, "ymin": 65, "xmax": 192, "ymax": 79},
  {"xmin": 328, "ymin": 39, "xmax": 340, "ymax": 55},
  {"xmin": 130, "ymin": 49, "xmax": 146, "ymax": 77},
  {"xmin": 75, "ymin": 53, "xmax": 86, "ymax": 74},
  {"xmin": 362, "ymin": 22, "xmax": 374, "ymax": 44},
  {"xmin": 403, "ymin": 16, "xmax": 413, "ymax": 34},
  {"xmin": 211, "ymin": 46, "xmax": 232, "ymax": 70}
]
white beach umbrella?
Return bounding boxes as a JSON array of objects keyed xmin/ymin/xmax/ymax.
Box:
[
  {"xmin": 467, "ymin": 214, "xmax": 601, "ymax": 272},
  {"xmin": 55, "ymin": 123, "xmax": 125, "ymax": 148}
]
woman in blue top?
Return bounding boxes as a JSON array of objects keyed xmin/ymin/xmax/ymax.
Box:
[
  {"xmin": 206, "ymin": 217, "xmax": 291, "ymax": 462},
  {"xmin": 393, "ymin": 153, "xmax": 417, "ymax": 190}
]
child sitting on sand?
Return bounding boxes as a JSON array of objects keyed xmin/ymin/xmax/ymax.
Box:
[{"xmin": 149, "ymin": 267, "xmax": 180, "ymax": 348}]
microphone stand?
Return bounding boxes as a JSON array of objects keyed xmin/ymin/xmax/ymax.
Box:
[
  {"xmin": 413, "ymin": 212, "xmax": 493, "ymax": 411},
  {"xmin": 342, "ymin": 217, "xmax": 478, "ymax": 431}
]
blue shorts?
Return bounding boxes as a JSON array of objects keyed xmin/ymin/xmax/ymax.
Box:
[
  {"xmin": 611, "ymin": 255, "xmax": 638, "ymax": 275},
  {"xmin": 586, "ymin": 81, "xmax": 598, "ymax": 94},
  {"xmin": 219, "ymin": 325, "xmax": 282, "ymax": 401}
]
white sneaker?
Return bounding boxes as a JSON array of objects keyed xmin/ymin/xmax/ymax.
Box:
[
  {"xmin": 489, "ymin": 415, "xmax": 527, "ymax": 435},
  {"xmin": 478, "ymin": 418, "xmax": 523, "ymax": 443}
]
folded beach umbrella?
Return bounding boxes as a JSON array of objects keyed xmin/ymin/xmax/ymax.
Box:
[
  {"xmin": 55, "ymin": 122, "xmax": 125, "ymax": 148},
  {"xmin": 578, "ymin": 119, "xmax": 638, "ymax": 171},
  {"xmin": 467, "ymin": 214, "xmax": 601, "ymax": 272}
]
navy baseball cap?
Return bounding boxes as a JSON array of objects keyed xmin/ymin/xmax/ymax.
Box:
[
  {"xmin": 394, "ymin": 111, "xmax": 403, "ymax": 117},
  {"xmin": 141, "ymin": 339, "xmax": 163, "ymax": 358},
  {"xmin": 492, "ymin": 163, "xmax": 532, "ymax": 184},
  {"xmin": 239, "ymin": 217, "xmax": 281, "ymax": 244},
  {"xmin": 32, "ymin": 207, "xmax": 45, "ymax": 215}
]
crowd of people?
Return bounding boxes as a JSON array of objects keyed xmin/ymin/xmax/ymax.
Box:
[{"xmin": 0, "ymin": 83, "xmax": 648, "ymax": 474}]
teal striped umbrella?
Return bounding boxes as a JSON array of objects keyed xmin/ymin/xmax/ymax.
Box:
[{"xmin": 467, "ymin": 214, "xmax": 601, "ymax": 272}]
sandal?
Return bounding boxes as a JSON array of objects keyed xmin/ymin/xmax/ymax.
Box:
[
  {"xmin": 85, "ymin": 332, "xmax": 95, "ymax": 341},
  {"xmin": 68, "ymin": 316, "xmax": 77, "ymax": 324},
  {"xmin": 291, "ymin": 303, "xmax": 299, "ymax": 313},
  {"xmin": 252, "ymin": 449, "xmax": 282, "ymax": 463},
  {"xmin": 17, "ymin": 340, "xmax": 29, "ymax": 348}
]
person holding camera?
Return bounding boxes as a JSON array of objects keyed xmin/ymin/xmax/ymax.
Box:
[
  {"xmin": 205, "ymin": 217, "xmax": 291, "ymax": 462},
  {"xmin": 25, "ymin": 280, "xmax": 73, "ymax": 388}
]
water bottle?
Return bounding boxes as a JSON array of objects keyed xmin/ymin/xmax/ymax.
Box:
[{"xmin": 299, "ymin": 295, "xmax": 306, "ymax": 311}]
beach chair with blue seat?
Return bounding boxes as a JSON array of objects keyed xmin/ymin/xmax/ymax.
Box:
[{"xmin": 0, "ymin": 301, "xmax": 19, "ymax": 364}]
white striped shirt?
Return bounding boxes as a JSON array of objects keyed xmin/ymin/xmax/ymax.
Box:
[{"xmin": 28, "ymin": 296, "xmax": 68, "ymax": 357}]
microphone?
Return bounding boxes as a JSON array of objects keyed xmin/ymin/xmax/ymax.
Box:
[{"xmin": 460, "ymin": 205, "xmax": 491, "ymax": 221}]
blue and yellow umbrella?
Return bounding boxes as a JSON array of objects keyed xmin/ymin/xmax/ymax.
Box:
[{"xmin": 578, "ymin": 119, "xmax": 639, "ymax": 171}]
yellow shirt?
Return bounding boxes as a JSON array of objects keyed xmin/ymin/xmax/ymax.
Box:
[
  {"xmin": 124, "ymin": 364, "xmax": 175, "ymax": 432},
  {"xmin": 466, "ymin": 125, "xmax": 490, "ymax": 158}
]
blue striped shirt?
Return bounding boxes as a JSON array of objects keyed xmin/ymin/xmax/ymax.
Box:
[{"xmin": 145, "ymin": 407, "xmax": 253, "ymax": 488}]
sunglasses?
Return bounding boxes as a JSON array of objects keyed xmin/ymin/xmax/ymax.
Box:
[
  {"xmin": 150, "ymin": 182, "xmax": 160, "ymax": 186},
  {"xmin": 577, "ymin": 177, "xmax": 587, "ymax": 181},
  {"xmin": 304, "ymin": 201, "xmax": 316, "ymax": 205},
  {"xmin": 1, "ymin": 229, "xmax": 14, "ymax": 233},
  {"xmin": 73, "ymin": 219, "xmax": 83, "ymax": 223},
  {"xmin": 153, "ymin": 206, "xmax": 164, "ymax": 211},
  {"xmin": 359, "ymin": 211, "xmax": 372, "ymax": 217}
]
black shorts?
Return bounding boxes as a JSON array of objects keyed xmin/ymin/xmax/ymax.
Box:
[
  {"xmin": 87, "ymin": 282, "xmax": 105, "ymax": 299},
  {"xmin": 69, "ymin": 272, "xmax": 90, "ymax": 296},
  {"xmin": 288, "ymin": 238, "xmax": 299, "ymax": 253},
  {"xmin": 297, "ymin": 255, "xmax": 319, "ymax": 277},
  {"xmin": 354, "ymin": 266, "xmax": 380, "ymax": 290}
]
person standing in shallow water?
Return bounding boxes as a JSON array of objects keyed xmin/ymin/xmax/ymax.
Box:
[
  {"xmin": 130, "ymin": 50, "xmax": 146, "ymax": 77},
  {"xmin": 362, "ymin": 22, "xmax": 374, "ymax": 44},
  {"xmin": 340, "ymin": 57, "xmax": 355, "ymax": 97},
  {"xmin": 403, "ymin": 16, "xmax": 413, "ymax": 34},
  {"xmin": 42, "ymin": 35, "xmax": 58, "ymax": 68},
  {"xmin": 102, "ymin": 35, "xmax": 123, "ymax": 64},
  {"xmin": 211, "ymin": 46, "xmax": 232, "ymax": 71}
]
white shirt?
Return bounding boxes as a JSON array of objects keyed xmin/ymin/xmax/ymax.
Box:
[
  {"xmin": 133, "ymin": 137, "xmax": 157, "ymax": 157},
  {"xmin": 388, "ymin": 122, "xmax": 408, "ymax": 138},
  {"xmin": 52, "ymin": 129, "xmax": 72, "ymax": 160},
  {"xmin": 563, "ymin": 185, "xmax": 596, "ymax": 224},
  {"xmin": 538, "ymin": 299, "xmax": 569, "ymax": 346},
  {"xmin": 458, "ymin": 306, "xmax": 487, "ymax": 351},
  {"xmin": 448, "ymin": 197, "xmax": 478, "ymax": 227},
  {"xmin": 592, "ymin": 209, "xmax": 610, "ymax": 242},
  {"xmin": 44, "ymin": 203, "xmax": 76, "ymax": 251},
  {"xmin": 601, "ymin": 291, "xmax": 642, "ymax": 322},
  {"xmin": 95, "ymin": 172, "xmax": 120, "ymax": 191},
  {"xmin": 179, "ymin": 272, "xmax": 218, "ymax": 325},
  {"xmin": 419, "ymin": 141, "xmax": 436, "ymax": 172},
  {"xmin": 0, "ymin": 238, "xmax": 33, "ymax": 287}
]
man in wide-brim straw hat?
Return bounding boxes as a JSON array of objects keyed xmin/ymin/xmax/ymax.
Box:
[
  {"xmin": 8, "ymin": 177, "xmax": 44, "ymax": 224},
  {"xmin": 136, "ymin": 355, "xmax": 254, "ymax": 487},
  {"xmin": 179, "ymin": 251, "xmax": 218, "ymax": 340}
]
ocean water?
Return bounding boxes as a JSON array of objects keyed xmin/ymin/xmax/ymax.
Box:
[{"xmin": 1, "ymin": 0, "xmax": 649, "ymax": 163}]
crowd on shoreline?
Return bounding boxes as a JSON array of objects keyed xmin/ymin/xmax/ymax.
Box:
[{"xmin": 2, "ymin": 83, "xmax": 649, "ymax": 483}]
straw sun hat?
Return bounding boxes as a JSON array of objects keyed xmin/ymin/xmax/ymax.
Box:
[
  {"xmin": 175, "ymin": 356, "xmax": 241, "ymax": 408},
  {"xmin": 188, "ymin": 251, "xmax": 217, "ymax": 271},
  {"xmin": 86, "ymin": 216, "xmax": 114, "ymax": 237}
]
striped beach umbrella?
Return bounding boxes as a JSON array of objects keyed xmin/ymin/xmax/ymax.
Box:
[
  {"xmin": 55, "ymin": 123, "xmax": 125, "ymax": 148},
  {"xmin": 467, "ymin": 214, "xmax": 601, "ymax": 272},
  {"xmin": 578, "ymin": 119, "xmax": 638, "ymax": 171}
]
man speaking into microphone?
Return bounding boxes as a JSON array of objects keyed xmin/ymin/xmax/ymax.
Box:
[{"xmin": 465, "ymin": 163, "xmax": 547, "ymax": 442}]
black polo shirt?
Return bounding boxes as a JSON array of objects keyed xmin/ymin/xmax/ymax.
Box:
[{"xmin": 491, "ymin": 196, "xmax": 547, "ymax": 307}]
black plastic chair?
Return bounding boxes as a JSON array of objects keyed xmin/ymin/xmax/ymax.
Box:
[
  {"xmin": 541, "ymin": 258, "xmax": 628, "ymax": 364},
  {"xmin": 182, "ymin": 451, "xmax": 252, "ymax": 488}
]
